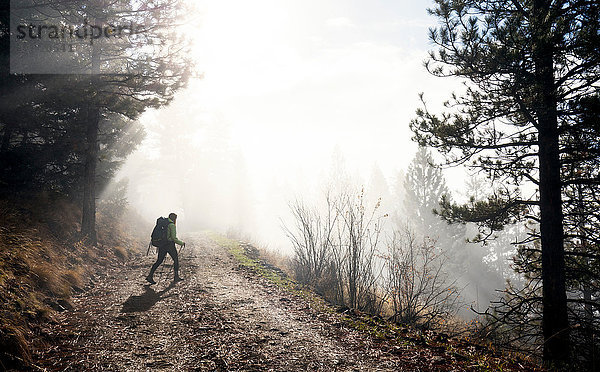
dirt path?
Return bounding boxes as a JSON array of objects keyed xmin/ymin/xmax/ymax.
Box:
[{"xmin": 34, "ymin": 233, "xmax": 408, "ymax": 371}]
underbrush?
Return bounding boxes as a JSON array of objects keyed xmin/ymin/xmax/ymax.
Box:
[
  {"xmin": 0, "ymin": 195, "xmax": 148, "ymax": 370},
  {"xmin": 211, "ymin": 232, "xmax": 543, "ymax": 372}
]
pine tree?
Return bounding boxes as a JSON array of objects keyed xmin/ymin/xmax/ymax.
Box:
[
  {"xmin": 367, "ymin": 163, "xmax": 392, "ymax": 220},
  {"xmin": 403, "ymin": 147, "xmax": 448, "ymax": 235},
  {"xmin": 411, "ymin": 0, "xmax": 600, "ymax": 364},
  {"xmin": 2, "ymin": 0, "xmax": 192, "ymax": 244},
  {"xmin": 402, "ymin": 148, "xmax": 497, "ymax": 316}
]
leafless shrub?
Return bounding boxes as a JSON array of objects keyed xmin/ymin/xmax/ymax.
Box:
[
  {"xmin": 283, "ymin": 193, "xmax": 338, "ymax": 292},
  {"xmin": 335, "ymin": 190, "xmax": 386, "ymax": 313},
  {"xmin": 382, "ymin": 225, "xmax": 460, "ymax": 329},
  {"xmin": 284, "ymin": 189, "xmax": 386, "ymax": 313}
]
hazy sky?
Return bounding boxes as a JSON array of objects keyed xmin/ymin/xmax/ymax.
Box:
[
  {"xmin": 181, "ymin": 0, "xmax": 457, "ymax": 179},
  {"xmin": 122, "ymin": 0, "xmax": 465, "ymax": 245}
]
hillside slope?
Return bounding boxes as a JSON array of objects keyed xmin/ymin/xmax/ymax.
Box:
[
  {"xmin": 0, "ymin": 196, "xmax": 146, "ymax": 370},
  {"xmin": 31, "ymin": 233, "xmax": 541, "ymax": 371}
]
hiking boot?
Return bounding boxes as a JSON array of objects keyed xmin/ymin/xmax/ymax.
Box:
[{"xmin": 146, "ymin": 276, "xmax": 156, "ymax": 285}]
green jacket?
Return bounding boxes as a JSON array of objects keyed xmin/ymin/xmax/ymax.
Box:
[{"xmin": 167, "ymin": 218, "xmax": 184, "ymax": 245}]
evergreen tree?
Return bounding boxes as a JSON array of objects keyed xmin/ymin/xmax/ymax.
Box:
[
  {"xmin": 389, "ymin": 169, "xmax": 406, "ymax": 226},
  {"xmin": 367, "ymin": 163, "xmax": 392, "ymax": 221},
  {"xmin": 1, "ymin": 0, "xmax": 192, "ymax": 243},
  {"xmin": 403, "ymin": 148, "xmax": 498, "ymax": 317},
  {"xmin": 411, "ymin": 0, "xmax": 600, "ymax": 365},
  {"xmin": 403, "ymin": 146, "xmax": 448, "ymax": 235}
]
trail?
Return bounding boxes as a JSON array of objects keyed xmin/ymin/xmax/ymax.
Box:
[{"xmin": 34, "ymin": 233, "xmax": 408, "ymax": 371}]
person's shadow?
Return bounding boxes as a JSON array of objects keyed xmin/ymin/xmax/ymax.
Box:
[{"xmin": 121, "ymin": 282, "xmax": 177, "ymax": 313}]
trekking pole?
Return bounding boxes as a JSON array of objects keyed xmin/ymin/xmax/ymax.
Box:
[{"xmin": 146, "ymin": 242, "xmax": 152, "ymax": 256}]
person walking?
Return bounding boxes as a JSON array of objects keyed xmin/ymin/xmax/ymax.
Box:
[{"xmin": 146, "ymin": 213, "xmax": 185, "ymax": 284}]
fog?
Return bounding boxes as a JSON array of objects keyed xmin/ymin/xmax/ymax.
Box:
[
  {"xmin": 116, "ymin": 0, "xmax": 457, "ymax": 243},
  {"xmin": 111, "ymin": 0, "xmax": 519, "ymax": 318}
]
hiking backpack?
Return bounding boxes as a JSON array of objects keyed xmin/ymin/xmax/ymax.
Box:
[{"xmin": 150, "ymin": 217, "xmax": 170, "ymax": 247}]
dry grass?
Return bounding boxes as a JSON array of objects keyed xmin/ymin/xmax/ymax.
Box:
[
  {"xmin": 0, "ymin": 195, "xmax": 147, "ymax": 370},
  {"xmin": 223, "ymin": 230, "xmax": 293, "ymax": 276},
  {"xmin": 0, "ymin": 323, "xmax": 32, "ymax": 366},
  {"xmin": 63, "ymin": 268, "xmax": 84, "ymax": 288},
  {"xmin": 257, "ymin": 247, "xmax": 293, "ymax": 276},
  {"xmin": 31, "ymin": 263, "xmax": 71, "ymax": 298},
  {"xmin": 84, "ymin": 244, "xmax": 99, "ymax": 261},
  {"xmin": 114, "ymin": 245, "xmax": 128, "ymax": 260}
]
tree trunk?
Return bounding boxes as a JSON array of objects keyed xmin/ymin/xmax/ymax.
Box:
[
  {"xmin": 533, "ymin": 0, "xmax": 570, "ymax": 364},
  {"xmin": 81, "ymin": 16, "xmax": 102, "ymax": 245},
  {"xmin": 538, "ymin": 108, "xmax": 570, "ymax": 365},
  {"xmin": 81, "ymin": 104, "xmax": 99, "ymax": 245},
  {"xmin": 1, "ymin": 122, "xmax": 12, "ymax": 154}
]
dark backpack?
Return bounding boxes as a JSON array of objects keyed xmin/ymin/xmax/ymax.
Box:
[{"xmin": 151, "ymin": 217, "xmax": 170, "ymax": 247}]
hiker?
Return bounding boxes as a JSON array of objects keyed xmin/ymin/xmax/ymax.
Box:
[{"xmin": 146, "ymin": 213, "xmax": 185, "ymax": 284}]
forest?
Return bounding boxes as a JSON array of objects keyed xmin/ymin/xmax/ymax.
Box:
[{"xmin": 1, "ymin": 0, "xmax": 599, "ymax": 371}]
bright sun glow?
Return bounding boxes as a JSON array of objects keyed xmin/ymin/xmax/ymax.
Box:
[
  {"xmin": 180, "ymin": 0, "xmax": 457, "ymax": 175},
  {"xmin": 126, "ymin": 0, "xmax": 462, "ymax": 247}
]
